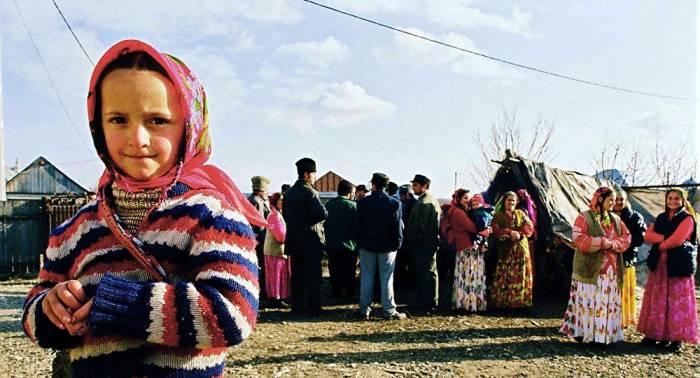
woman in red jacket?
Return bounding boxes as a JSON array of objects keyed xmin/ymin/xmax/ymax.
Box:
[
  {"xmin": 637, "ymin": 188, "xmax": 698, "ymax": 351},
  {"xmin": 445, "ymin": 189, "xmax": 491, "ymax": 312}
]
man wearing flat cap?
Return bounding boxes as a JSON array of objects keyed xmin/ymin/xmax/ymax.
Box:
[
  {"xmin": 249, "ymin": 175, "xmax": 272, "ymax": 299},
  {"xmin": 324, "ymin": 180, "xmax": 359, "ymax": 299},
  {"xmin": 406, "ymin": 174, "xmax": 442, "ymax": 312},
  {"xmin": 356, "ymin": 173, "xmax": 406, "ymax": 320},
  {"xmin": 283, "ymin": 158, "xmax": 328, "ymax": 316}
]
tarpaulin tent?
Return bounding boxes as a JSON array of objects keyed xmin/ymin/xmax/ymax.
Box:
[{"xmin": 485, "ymin": 151, "xmax": 618, "ymax": 297}]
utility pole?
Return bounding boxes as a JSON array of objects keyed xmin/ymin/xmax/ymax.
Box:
[{"xmin": 0, "ymin": 28, "xmax": 6, "ymax": 202}]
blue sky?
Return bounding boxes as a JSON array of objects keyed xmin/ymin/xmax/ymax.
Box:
[{"xmin": 1, "ymin": 0, "xmax": 697, "ymax": 198}]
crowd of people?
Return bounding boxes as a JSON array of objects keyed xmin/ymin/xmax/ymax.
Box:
[
  {"xmin": 248, "ymin": 158, "xmax": 699, "ymax": 352},
  {"xmin": 18, "ymin": 39, "xmax": 697, "ymax": 376}
]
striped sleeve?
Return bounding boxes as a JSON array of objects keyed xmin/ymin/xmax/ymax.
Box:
[
  {"xmin": 22, "ymin": 203, "xmax": 99, "ymax": 349},
  {"xmin": 88, "ymin": 192, "xmax": 259, "ymax": 348},
  {"xmin": 572, "ymin": 214, "xmax": 607, "ymax": 253}
]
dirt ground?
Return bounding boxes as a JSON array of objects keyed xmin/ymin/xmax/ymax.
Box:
[{"xmin": 1, "ymin": 278, "xmax": 698, "ymax": 378}]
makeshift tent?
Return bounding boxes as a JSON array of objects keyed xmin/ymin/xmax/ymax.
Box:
[{"xmin": 485, "ymin": 151, "xmax": 619, "ymax": 298}]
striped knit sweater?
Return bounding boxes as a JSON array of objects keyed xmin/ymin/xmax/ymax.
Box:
[{"xmin": 22, "ymin": 183, "xmax": 259, "ymax": 377}]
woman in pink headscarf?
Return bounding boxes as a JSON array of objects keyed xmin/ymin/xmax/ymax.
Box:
[{"xmin": 560, "ymin": 187, "xmax": 630, "ymax": 345}]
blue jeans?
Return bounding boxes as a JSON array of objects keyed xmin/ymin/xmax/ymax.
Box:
[{"xmin": 359, "ymin": 249, "xmax": 398, "ymax": 316}]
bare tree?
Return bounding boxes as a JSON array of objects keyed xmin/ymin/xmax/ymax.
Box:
[
  {"xmin": 592, "ymin": 129, "xmax": 697, "ymax": 186},
  {"xmin": 470, "ymin": 108, "xmax": 556, "ymax": 188},
  {"xmin": 592, "ymin": 142, "xmax": 653, "ymax": 186}
]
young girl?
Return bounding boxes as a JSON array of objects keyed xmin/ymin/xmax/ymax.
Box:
[
  {"xmin": 466, "ymin": 193, "xmax": 493, "ymax": 250},
  {"xmin": 22, "ymin": 40, "xmax": 265, "ymax": 376}
]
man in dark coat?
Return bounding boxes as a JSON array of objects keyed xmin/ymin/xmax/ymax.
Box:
[
  {"xmin": 357, "ymin": 173, "xmax": 405, "ymax": 320},
  {"xmin": 324, "ymin": 180, "xmax": 359, "ymax": 299},
  {"xmin": 613, "ymin": 189, "xmax": 647, "ymax": 328},
  {"xmin": 395, "ymin": 184, "xmax": 417, "ymax": 290},
  {"xmin": 248, "ymin": 175, "xmax": 271, "ymax": 299},
  {"xmin": 406, "ymin": 174, "xmax": 441, "ymax": 311},
  {"xmin": 283, "ymin": 158, "xmax": 328, "ymax": 315}
]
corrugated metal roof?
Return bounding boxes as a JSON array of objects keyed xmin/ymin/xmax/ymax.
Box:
[{"xmin": 6, "ymin": 156, "xmax": 89, "ymax": 195}]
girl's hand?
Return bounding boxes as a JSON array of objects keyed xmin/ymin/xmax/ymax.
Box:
[
  {"xmin": 65, "ymin": 299, "xmax": 93, "ymax": 336},
  {"xmin": 41, "ymin": 280, "xmax": 88, "ymax": 332}
]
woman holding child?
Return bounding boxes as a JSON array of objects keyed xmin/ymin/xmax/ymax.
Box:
[{"xmin": 445, "ymin": 189, "xmax": 492, "ymax": 312}]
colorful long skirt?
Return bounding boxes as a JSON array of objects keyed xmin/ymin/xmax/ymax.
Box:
[
  {"xmin": 637, "ymin": 251, "xmax": 698, "ymax": 343},
  {"xmin": 621, "ymin": 266, "xmax": 636, "ymax": 328},
  {"xmin": 490, "ymin": 243, "xmax": 533, "ymax": 308},
  {"xmin": 559, "ymin": 266, "xmax": 623, "ymax": 344},
  {"xmin": 452, "ymin": 246, "xmax": 487, "ymax": 312},
  {"xmin": 264, "ymin": 255, "xmax": 291, "ymax": 300}
]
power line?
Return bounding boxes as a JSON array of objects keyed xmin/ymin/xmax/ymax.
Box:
[
  {"xmin": 11, "ymin": 0, "xmax": 91, "ymax": 149},
  {"xmin": 57, "ymin": 158, "xmax": 101, "ymax": 166},
  {"xmin": 301, "ymin": 0, "xmax": 693, "ymax": 102},
  {"xmin": 51, "ymin": 0, "xmax": 94, "ymax": 66}
]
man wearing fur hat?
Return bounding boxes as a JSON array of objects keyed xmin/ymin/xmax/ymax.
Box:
[
  {"xmin": 249, "ymin": 175, "xmax": 272, "ymax": 299},
  {"xmin": 284, "ymin": 158, "xmax": 328, "ymax": 315}
]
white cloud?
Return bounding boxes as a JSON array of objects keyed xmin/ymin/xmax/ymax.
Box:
[
  {"xmin": 277, "ymin": 36, "xmax": 350, "ymax": 69},
  {"xmin": 426, "ymin": 2, "xmax": 536, "ymax": 38},
  {"xmin": 389, "ymin": 28, "xmax": 524, "ymax": 83},
  {"xmin": 316, "ymin": 81, "xmax": 396, "ymax": 128},
  {"xmin": 630, "ymin": 102, "xmax": 694, "ymax": 135},
  {"xmin": 255, "ymin": 78, "xmax": 396, "ymax": 133}
]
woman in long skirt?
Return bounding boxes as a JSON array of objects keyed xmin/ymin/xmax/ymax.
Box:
[
  {"xmin": 264, "ymin": 192, "xmax": 291, "ymax": 307},
  {"xmin": 637, "ymin": 188, "xmax": 698, "ymax": 351},
  {"xmin": 560, "ymin": 187, "xmax": 631, "ymax": 345},
  {"xmin": 445, "ymin": 189, "xmax": 492, "ymax": 312},
  {"xmin": 490, "ymin": 191, "xmax": 534, "ymax": 309},
  {"xmin": 611, "ymin": 189, "xmax": 647, "ymax": 328}
]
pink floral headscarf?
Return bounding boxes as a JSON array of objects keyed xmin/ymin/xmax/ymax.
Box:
[{"xmin": 88, "ymin": 39, "xmax": 266, "ymax": 228}]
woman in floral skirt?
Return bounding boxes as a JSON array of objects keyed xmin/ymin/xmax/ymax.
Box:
[
  {"xmin": 560, "ymin": 187, "xmax": 631, "ymax": 345},
  {"xmin": 490, "ymin": 191, "xmax": 534, "ymax": 309},
  {"xmin": 445, "ymin": 189, "xmax": 492, "ymax": 312}
]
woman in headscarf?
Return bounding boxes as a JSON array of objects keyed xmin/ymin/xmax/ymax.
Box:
[
  {"xmin": 560, "ymin": 187, "xmax": 630, "ymax": 345},
  {"xmin": 611, "ymin": 189, "xmax": 646, "ymax": 329},
  {"xmin": 444, "ymin": 189, "xmax": 492, "ymax": 312},
  {"xmin": 637, "ymin": 188, "xmax": 698, "ymax": 351},
  {"xmin": 516, "ymin": 189, "xmax": 538, "ymax": 284},
  {"xmin": 489, "ymin": 191, "xmax": 534, "ymax": 309}
]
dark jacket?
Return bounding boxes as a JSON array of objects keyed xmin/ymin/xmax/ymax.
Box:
[
  {"xmin": 617, "ymin": 207, "xmax": 647, "ymax": 266},
  {"xmin": 324, "ymin": 196, "xmax": 359, "ymax": 252},
  {"xmin": 247, "ymin": 194, "xmax": 271, "ymax": 245},
  {"xmin": 357, "ymin": 190, "xmax": 403, "ymax": 253},
  {"xmin": 406, "ymin": 192, "xmax": 441, "ymax": 252},
  {"xmin": 282, "ymin": 179, "xmax": 328, "ymax": 257}
]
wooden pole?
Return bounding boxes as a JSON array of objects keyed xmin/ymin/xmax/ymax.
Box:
[{"xmin": 0, "ymin": 27, "xmax": 6, "ymax": 202}]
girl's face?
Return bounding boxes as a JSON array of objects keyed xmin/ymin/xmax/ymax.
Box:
[
  {"xmin": 666, "ymin": 191, "xmax": 683, "ymax": 210},
  {"xmin": 504, "ymin": 195, "xmax": 516, "ymax": 211},
  {"xmin": 100, "ymin": 69, "xmax": 184, "ymax": 181},
  {"xmin": 459, "ymin": 193, "xmax": 469, "ymax": 208},
  {"xmin": 276, "ymin": 197, "xmax": 284, "ymax": 211},
  {"xmin": 600, "ymin": 193, "xmax": 615, "ymax": 212},
  {"xmin": 469, "ymin": 197, "xmax": 482, "ymax": 209}
]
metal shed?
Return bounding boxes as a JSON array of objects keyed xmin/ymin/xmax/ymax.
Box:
[{"xmin": 0, "ymin": 157, "xmax": 91, "ymax": 275}]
